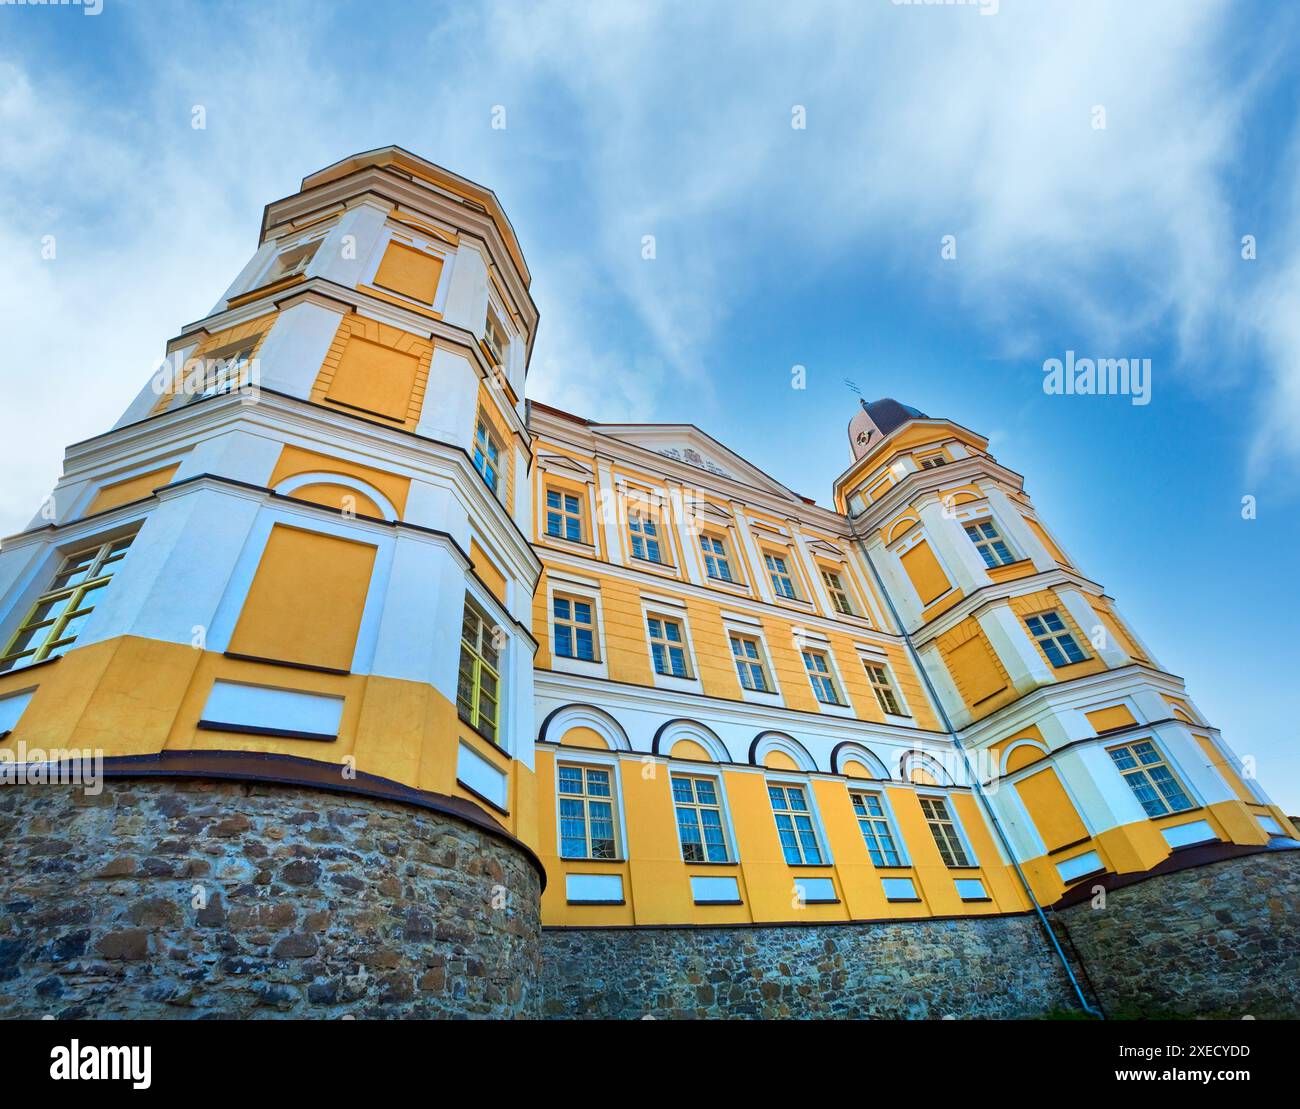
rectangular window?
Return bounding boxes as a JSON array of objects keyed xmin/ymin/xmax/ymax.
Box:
[
  {"xmin": 672, "ymin": 775, "xmax": 731, "ymax": 863},
  {"xmin": 821, "ymin": 569, "xmax": 855, "ymax": 615},
  {"xmin": 557, "ymin": 764, "xmax": 617, "ymax": 859},
  {"xmin": 802, "ymin": 649, "xmax": 841, "ymax": 705},
  {"xmin": 850, "ymin": 791, "xmax": 902, "ymax": 867},
  {"xmin": 552, "ymin": 596, "xmax": 596, "ymax": 661},
  {"xmin": 1107, "ymin": 740, "xmax": 1194, "ymax": 817},
  {"xmin": 545, "ymin": 488, "xmax": 583, "ymax": 542},
  {"xmin": 0, "ymin": 535, "xmax": 135, "ymax": 672},
  {"xmin": 919, "ymin": 454, "xmax": 947, "ymax": 470},
  {"xmin": 919, "ymin": 796, "xmax": 972, "ymax": 867},
  {"xmin": 457, "ymin": 597, "xmax": 501, "ymax": 743},
  {"xmin": 628, "ymin": 509, "xmax": 662, "ymax": 563},
  {"xmin": 484, "ymin": 309, "xmax": 507, "ymax": 366},
  {"xmin": 765, "ymin": 553, "xmax": 797, "ymax": 599},
  {"xmin": 1024, "ymin": 609, "xmax": 1087, "ymax": 667},
  {"xmin": 647, "ymin": 615, "xmax": 689, "ymax": 677},
  {"xmin": 863, "ymin": 662, "xmax": 905, "ymax": 716},
  {"xmin": 729, "ymin": 634, "xmax": 769, "ymax": 692},
  {"xmin": 964, "ymin": 519, "xmax": 1016, "ymax": 568},
  {"xmin": 269, "ymin": 239, "xmax": 320, "ymax": 282},
  {"xmin": 768, "ymin": 783, "xmax": 823, "ymax": 865},
  {"xmin": 699, "ymin": 534, "xmax": 733, "ymax": 581},
  {"xmin": 195, "ymin": 339, "xmax": 258, "ymax": 399},
  {"xmin": 472, "ymin": 415, "xmax": 502, "ymax": 494}
]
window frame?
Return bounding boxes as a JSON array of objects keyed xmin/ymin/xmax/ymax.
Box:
[
  {"xmin": 918, "ymin": 794, "xmax": 976, "ymax": 868},
  {"xmin": 766, "ymin": 780, "xmax": 828, "ymax": 866},
  {"xmin": 544, "ymin": 486, "xmax": 585, "ymax": 544},
  {"xmin": 551, "ymin": 593, "xmax": 599, "ymax": 663},
  {"xmin": 764, "ymin": 551, "xmax": 799, "ymax": 600},
  {"xmin": 728, "ymin": 631, "xmax": 773, "ymax": 693},
  {"xmin": 1024, "ymin": 608, "xmax": 1089, "ymax": 668},
  {"xmin": 849, "ymin": 789, "xmax": 907, "ymax": 867},
  {"xmin": 862, "ymin": 659, "xmax": 908, "ymax": 717},
  {"xmin": 1106, "ymin": 738, "xmax": 1196, "ymax": 818},
  {"xmin": 646, "ymin": 612, "xmax": 693, "ymax": 678},
  {"xmin": 670, "ymin": 772, "xmax": 734, "ymax": 864},
  {"xmin": 627, "ymin": 505, "xmax": 665, "ymax": 564},
  {"xmin": 964, "ymin": 516, "xmax": 1017, "ymax": 569},
  {"xmin": 699, "ymin": 532, "xmax": 735, "ymax": 583},
  {"xmin": 472, "ymin": 411, "xmax": 504, "ymax": 495},
  {"xmin": 556, "ymin": 761, "xmax": 621, "ymax": 861},
  {"xmin": 801, "ymin": 646, "xmax": 843, "ymax": 706},
  {"xmin": 0, "ymin": 534, "xmax": 136, "ymax": 673},
  {"xmin": 820, "ymin": 567, "xmax": 856, "ymax": 616},
  {"xmin": 456, "ymin": 594, "xmax": 503, "ymax": 745}
]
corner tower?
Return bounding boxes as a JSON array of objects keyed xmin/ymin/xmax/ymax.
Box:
[
  {"xmin": 833, "ymin": 398, "xmax": 1294, "ymax": 904},
  {"xmin": 0, "ymin": 149, "xmax": 544, "ymax": 1017}
]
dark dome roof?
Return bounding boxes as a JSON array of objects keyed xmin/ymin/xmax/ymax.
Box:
[{"xmin": 863, "ymin": 397, "xmax": 927, "ymax": 437}]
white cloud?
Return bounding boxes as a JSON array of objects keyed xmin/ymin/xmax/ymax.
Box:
[{"xmin": 1, "ymin": 0, "xmax": 1297, "ymax": 537}]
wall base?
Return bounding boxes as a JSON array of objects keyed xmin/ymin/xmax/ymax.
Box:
[
  {"xmin": 0, "ymin": 777, "xmax": 541, "ymax": 1019},
  {"xmin": 541, "ymin": 913, "xmax": 1082, "ymax": 1019},
  {"xmin": 1056, "ymin": 847, "xmax": 1300, "ymax": 1019}
]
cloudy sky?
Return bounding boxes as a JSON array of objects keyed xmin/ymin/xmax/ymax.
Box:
[{"xmin": 2, "ymin": 0, "xmax": 1298, "ymax": 808}]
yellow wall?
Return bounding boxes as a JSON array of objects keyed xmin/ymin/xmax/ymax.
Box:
[
  {"xmin": 228, "ymin": 524, "xmax": 377, "ymax": 671},
  {"xmin": 84, "ymin": 463, "xmax": 181, "ymax": 516},
  {"xmin": 311, "ymin": 315, "xmax": 432, "ymax": 429}
]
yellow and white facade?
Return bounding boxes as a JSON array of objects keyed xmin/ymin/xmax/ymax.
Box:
[{"xmin": 0, "ymin": 149, "xmax": 1293, "ymax": 937}]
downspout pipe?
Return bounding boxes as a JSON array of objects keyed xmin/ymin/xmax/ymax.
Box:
[{"xmin": 854, "ymin": 536, "xmax": 1103, "ymax": 1019}]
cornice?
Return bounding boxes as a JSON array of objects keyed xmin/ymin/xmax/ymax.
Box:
[{"xmin": 534, "ymin": 667, "xmax": 952, "ymax": 748}]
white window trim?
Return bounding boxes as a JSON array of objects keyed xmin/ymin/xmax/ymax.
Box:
[
  {"xmin": 361, "ymin": 226, "xmax": 452, "ymax": 311},
  {"xmin": 622, "ymin": 484, "xmax": 677, "ymax": 573},
  {"xmin": 958, "ymin": 506, "xmax": 1021, "ymax": 568},
  {"xmin": 554, "ymin": 748, "xmax": 630, "ymax": 862},
  {"xmin": 917, "ymin": 791, "xmax": 980, "ymax": 868},
  {"xmin": 856, "ymin": 649, "xmax": 912, "ymax": 721},
  {"xmin": 539, "ymin": 481, "xmax": 595, "ymax": 551},
  {"xmin": 722, "ymin": 617, "xmax": 783, "ymax": 705},
  {"xmin": 545, "ymin": 577, "xmax": 608, "ymax": 680},
  {"xmin": 847, "ymin": 785, "xmax": 911, "ymax": 867},
  {"xmin": 668, "ymin": 762, "xmax": 742, "ymax": 865},
  {"xmin": 639, "ymin": 598, "xmax": 703, "ymax": 693},
  {"xmin": 1104, "ymin": 733, "xmax": 1203, "ymax": 816},
  {"xmin": 765, "ymin": 773, "xmax": 834, "ymax": 865},
  {"xmin": 762, "ymin": 547, "xmax": 804, "ymax": 604},
  {"xmin": 250, "ymin": 228, "xmax": 331, "ymax": 291},
  {"xmin": 797, "ymin": 634, "xmax": 855, "ymax": 718}
]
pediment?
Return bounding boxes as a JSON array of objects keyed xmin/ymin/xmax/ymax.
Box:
[{"xmin": 591, "ymin": 424, "xmax": 798, "ymax": 501}]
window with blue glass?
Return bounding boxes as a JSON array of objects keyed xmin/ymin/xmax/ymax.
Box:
[
  {"xmin": 1024, "ymin": 609, "xmax": 1088, "ymax": 667},
  {"xmin": 964, "ymin": 519, "xmax": 1016, "ymax": 568},
  {"xmin": 768, "ymin": 783, "xmax": 823, "ymax": 865},
  {"xmin": 628, "ymin": 509, "xmax": 662, "ymax": 563},
  {"xmin": 545, "ymin": 488, "xmax": 583, "ymax": 542},
  {"xmin": 647, "ymin": 615, "xmax": 690, "ymax": 677},
  {"xmin": 672, "ymin": 775, "xmax": 731, "ymax": 862},
  {"xmin": 1107, "ymin": 740, "xmax": 1194, "ymax": 817},
  {"xmin": 700, "ymin": 534, "xmax": 732, "ymax": 581},
  {"xmin": 558, "ymin": 764, "xmax": 617, "ymax": 859},
  {"xmin": 553, "ymin": 595, "xmax": 596, "ymax": 661},
  {"xmin": 765, "ymin": 552, "xmax": 797, "ymax": 599}
]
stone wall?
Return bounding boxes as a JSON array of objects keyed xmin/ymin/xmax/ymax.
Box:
[
  {"xmin": 1055, "ymin": 848, "xmax": 1300, "ymax": 1019},
  {"xmin": 541, "ymin": 912, "xmax": 1082, "ymax": 1019},
  {"xmin": 0, "ymin": 778, "xmax": 541, "ymax": 1019}
]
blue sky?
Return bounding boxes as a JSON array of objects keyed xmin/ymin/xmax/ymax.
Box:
[{"xmin": 1, "ymin": 0, "xmax": 1298, "ymax": 809}]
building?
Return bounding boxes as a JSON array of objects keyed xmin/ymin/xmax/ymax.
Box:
[{"xmin": 0, "ymin": 148, "xmax": 1296, "ymax": 1019}]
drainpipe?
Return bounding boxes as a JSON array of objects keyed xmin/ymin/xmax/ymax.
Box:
[{"xmin": 853, "ymin": 535, "xmax": 1103, "ymax": 1019}]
